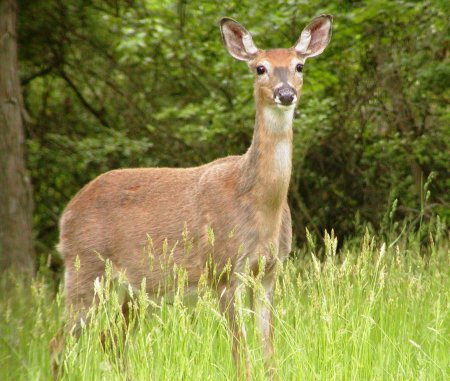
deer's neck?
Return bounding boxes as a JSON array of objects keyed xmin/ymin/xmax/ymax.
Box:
[{"xmin": 240, "ymin": 103, "xmax": 294, "ymax": 209}]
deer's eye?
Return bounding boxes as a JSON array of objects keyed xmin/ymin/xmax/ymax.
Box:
[
  {"xmin": 256, "ymin": 65, "xmax": 266, "ymax": 75},
  {"xmin": 296, "ymin": 63, "xmax": 304, "ymax": 73}
]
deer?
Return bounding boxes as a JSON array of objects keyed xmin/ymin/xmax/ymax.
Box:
[{"xmin": 54, "ymin": 15, "xmax": 332, "ymax": 380}]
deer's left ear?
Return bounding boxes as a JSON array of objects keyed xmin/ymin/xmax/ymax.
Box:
[
  {"xmin": 294, "ymin": 15, "xmax": 332, "ymax": 59},
  {"xmin": 220, "ymin": 17, "xmax": 258, "ymax": 62}
]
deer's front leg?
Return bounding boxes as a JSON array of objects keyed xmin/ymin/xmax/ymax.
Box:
[
  {"xmin": 255, "ymin": 273, "xmax": 277, "ymax": 380},
  {"xmin": 219, "ymin": 282, "xmax": 251, "ymax": 380}
]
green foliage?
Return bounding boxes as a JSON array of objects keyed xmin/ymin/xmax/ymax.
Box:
[
  {"xmin": 18, "ymin": 0, "xmax": 449, "ymax": 254},
  {"xmin": 1, "ymin": 229, "xmax": 448, "ymax": 380}
]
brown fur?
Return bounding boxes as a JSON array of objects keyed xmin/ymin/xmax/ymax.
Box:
[{"xmin": 55, "ymin": 15, "xmax": 332, "ymax": 380}]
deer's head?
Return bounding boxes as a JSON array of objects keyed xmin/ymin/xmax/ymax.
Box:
[{"xmin": 220, "ymin": 15, "xmax": 332, "ymax": 109}]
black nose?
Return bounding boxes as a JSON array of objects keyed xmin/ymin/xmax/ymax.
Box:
[{"xmin": 275, "ymin": 86, "xmax": 297, "ymax": 106}]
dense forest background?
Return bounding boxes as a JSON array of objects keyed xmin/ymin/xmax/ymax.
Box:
[{"xmin": 5, "ymin": 0, "xmax": 449, "ymax": 269}]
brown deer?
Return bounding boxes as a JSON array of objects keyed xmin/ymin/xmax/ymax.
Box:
[{"xmin": 56, "ymin": 15, "xmax": 332, "ymax": 379}]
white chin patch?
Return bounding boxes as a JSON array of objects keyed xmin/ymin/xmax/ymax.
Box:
[{"xmin": 263, "ymin": 104, "xmax": 295, "ymax": 133}]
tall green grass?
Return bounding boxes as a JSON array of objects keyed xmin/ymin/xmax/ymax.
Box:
[{"xmin": 1, "ymin": 227, "xmax": 448, "ymax": 380}]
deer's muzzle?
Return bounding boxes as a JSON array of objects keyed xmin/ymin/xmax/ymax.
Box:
[{"xmin": 274, "ymin": 86, "xmax": 297, "ymax": 106}]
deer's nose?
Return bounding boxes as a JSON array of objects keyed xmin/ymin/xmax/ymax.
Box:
[{"xmin": 274, "ymin": 86, "xmax": 297, "ymax": 106}]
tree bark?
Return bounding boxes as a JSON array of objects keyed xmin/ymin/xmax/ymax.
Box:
[{"xmin": 0, "ymin": 0, "xmax": 34, "ymax": 273}]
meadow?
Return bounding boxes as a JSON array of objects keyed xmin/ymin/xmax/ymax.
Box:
[{"xmin": 1, "ymin": 224, "xmax": 448, "ymax": 381}]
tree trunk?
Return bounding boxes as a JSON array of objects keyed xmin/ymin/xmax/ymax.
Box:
[{"xmin": 0, "ymin": 0, "xmax": 34, "ymax": 273}]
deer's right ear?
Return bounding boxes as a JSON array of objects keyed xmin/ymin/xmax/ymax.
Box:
[{"xmin": 220, "ymin": 18, "xmax": 258, "ymax": 62}]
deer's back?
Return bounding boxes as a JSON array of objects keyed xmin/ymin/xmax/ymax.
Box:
[{"xmin": 58, "ymin": 156, "xmax": 247, "ymax": 287}]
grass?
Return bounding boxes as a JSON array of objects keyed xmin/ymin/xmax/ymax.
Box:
[{"xmin": 0, "ymin": 227, "xmax": 448, "ymax": 381}]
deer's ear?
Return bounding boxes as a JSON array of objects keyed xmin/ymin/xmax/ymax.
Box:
[
  {"xmin": 220, "ymin": 18, "xmax": 258, "ymax": 62},
  {"xmin": 294, "ymin": 15, "xmax": 332, "ymax": 59}
]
